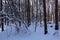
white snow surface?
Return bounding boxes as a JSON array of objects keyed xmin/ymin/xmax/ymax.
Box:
[{"xmin": 0, "ymin": 22, "xmax": 60, "ymax": 40}]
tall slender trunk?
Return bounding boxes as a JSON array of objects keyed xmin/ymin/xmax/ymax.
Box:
[
  {"xmin": 35, "ymin": 0, "xmax": 38, "ymax": 32},
  {"xmin": 0, "ymin": 0, "xmax": 4, "ymax": 31},
  {"xmin": 27, "ymin": 0, "xmax": 31, "ymax": 27},
  {"xmin": 55, "ymin": 0, "xmax": 59, "ymax": 30},
  {"xmin": 47, "ymin": 0, "xmax": 50, "ymax": 23},
  {"xmin": 0, "ymin": 0, "xmax": 2, "ymax": 11},
  {"xmin": 1, "ymin": 15, "xmax": 4, "ymax": 31},
  {"xmin": 32, "ymin": 0, "xmax": 34, "ymax": 22},
  {"xmin": 5, "ymin": 0, "xmax": 6, "ymax": 25},
  {"xmin": 39, "ymin": 0, "xmax": 42, "ymax": 27},
  {"xmin": 43, "ymin": 0, "xmax": 48, "ymax": 34},
  {"xmin": 19, "ymin": 0, "xmax": 21, "ymax": 26}
]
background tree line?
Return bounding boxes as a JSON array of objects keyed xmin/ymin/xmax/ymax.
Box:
[{"xmin": 0, "ymin": 0, "xmax": 59, "ymax": 34}]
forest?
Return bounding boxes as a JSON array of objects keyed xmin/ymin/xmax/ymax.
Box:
[{"xmin": 0, "ymin": 0, "xmax": 60, "ymax": 40}]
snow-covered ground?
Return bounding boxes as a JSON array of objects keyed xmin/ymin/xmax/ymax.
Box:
[{"xmin": 0, "ymin": 22, "xmax": 60, "ymax": 40}]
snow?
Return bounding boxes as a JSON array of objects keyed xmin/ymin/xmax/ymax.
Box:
[{"xmin": 0, "ymin": 22, "xmax": 60, "ymax": 40}]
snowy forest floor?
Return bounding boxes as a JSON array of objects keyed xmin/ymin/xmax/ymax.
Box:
[{"xmin": 0, "ymin": 22, "xmax": 60, "ymax": 40}]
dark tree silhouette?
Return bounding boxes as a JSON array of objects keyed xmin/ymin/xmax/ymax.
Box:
[
  {"xmin": 18, "ymin": 0, "xmax": 21, "ymax": 26},
  {"xmin": 43, "ymin": 0, "xmax": 48, "ymax": 34},
  {"xmin": 55, "ymin": 0, "xmax": 59, "ymax": 30},
  {"xmin": 0, "ymin": 0, "xmax": 2, "ymax": 11},
  {"xmin": 0, "ymin": 0, "xmax": 4, "ymax": 31},
  {"xmin": 27, "ymin": 0, "xmax": 31, "ymax": 27},
  {"xmin": 1, "ymin": 15, "xmax": 4, "ymax": 31}
]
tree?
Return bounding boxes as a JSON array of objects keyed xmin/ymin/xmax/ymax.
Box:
[
  {"xmin": 47, "ymin": 0, "xmax": 50, "ymax": 23},
  {"xmin": 1, "ymin": 15, "xmax": 4, "ymax": 31},
  {"xmin": 27, "ymin": 0, "xmax": 31, "ymax": 27},
  {"xmin": 35, "ymin": 0, "xmax": 38, "ymax": 32},
  {"xmin": 0, "ymin": 0, "xmax": 2, "ymax": 11},
  {"xmin": 18, "ymin": 0, "xmax": 21, "ymax": 26},
  {"xmin": 55, "ymin": 0, "xmax": 59, "ymax": 30},
  {"xmin": 0, "ymin": 0, "xmax": 4, "ymax": 31},
  {"xmin": 31, "ymin": 0, "xmax": 34, "ymax": 22},
  {"xmin": 39, "ymin": 0, "xmax": 43, "ymax": 27},
  {"xmin": 43, "ymin": 0, "xmax": 48, "ymax": 34}
]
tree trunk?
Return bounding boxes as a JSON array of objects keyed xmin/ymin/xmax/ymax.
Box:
[
  {"xmin": 35, "ymin": 0, "xmax": 38, "ymax": 32},
  {"xmin": 32, "ymin": 1, "xmax": 34, "ymax": 22},
  {"xmin": 55, "ymin": 0, "xmax": 59, "ymax": 30},
  {"xmin": 19, "ymin": 0, "xmax": 21, "ymax": 26},
  {"xmin": 47, "ymin": 0, "xmax": 50, "ymax": 23},
  {"xmin": 39, "ymin": 0, "xmax": 42, "ymax": 27},
  {"xmin": 27, "ymin": 0, "xmax": 31, "ymax": 27},
  {"xmin": 43, "ymin": 0, "xmax": 48, "ymax": 34},
  {"xmin": 0, "ymin": 0, "xmax": 4, "ymax": 31},
  {"xmin": 0, "ymin": 0, "xmax": 2, "ymax": 11},
  {"xmin": 1, "ymin": 15, "xmax": 4, "ymax": 31}
]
